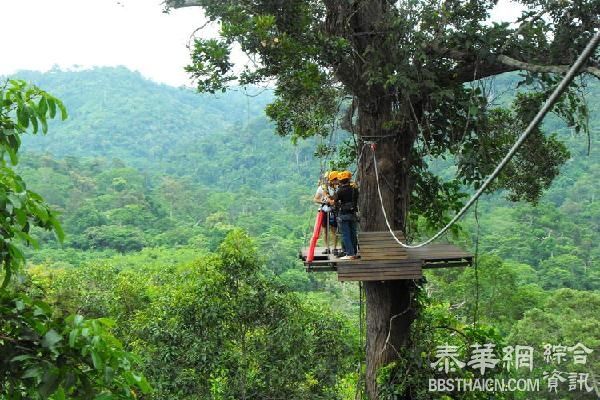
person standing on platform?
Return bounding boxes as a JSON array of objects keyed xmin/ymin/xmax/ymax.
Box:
[
  {"xmin": 313, "ymin": 171, "xmax": 339, "ymax": 254},
  {"xmin": 330, "ymin": 170, "xmax": 359, "ymax": 260}
]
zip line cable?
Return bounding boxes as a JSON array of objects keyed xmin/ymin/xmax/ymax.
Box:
[
  {"xmin": 372, "ymin": 29, "xmax": 600, "ymax": 249},
  {"xmin": 473, "ymin": 199, "xmax": 481, "ymax": 325}
]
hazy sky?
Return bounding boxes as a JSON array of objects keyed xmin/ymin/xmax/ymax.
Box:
[{"xmin": 0, "ymin": 0, "xmax": 522, "ymax": 87}]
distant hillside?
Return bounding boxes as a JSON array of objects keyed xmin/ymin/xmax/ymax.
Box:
[
  {"xmin": 13, "ymin": 67, "xmax": 599, "ymax": 195},
  {"xmin": 14, "ymin": 67, "xmax": 320, "ymax": 189}
]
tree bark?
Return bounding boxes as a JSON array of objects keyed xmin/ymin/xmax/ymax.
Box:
[
  {"xmin": 327, "ymin": 0, "xmax": 422, "ymax": 395},
  {"xmin": 357, "ymin": 96, "xmax": 419, "ymax": 399},
  {"xmin": 343, "ymin": 1, "xmax": 420, "ymax": 398},
  {"xmin": 364, "ymin": 280, "xmax": 416, "ymax": 400}
]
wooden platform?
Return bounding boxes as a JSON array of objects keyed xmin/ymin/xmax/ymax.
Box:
[{"xmin": 300, "ymin": 231, "xmax": 472, "ymax": 282}]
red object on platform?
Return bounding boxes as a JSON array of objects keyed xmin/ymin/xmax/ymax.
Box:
[{"xmin": 307, "ymin": 210, "xmax": 325, "ymax": 263}]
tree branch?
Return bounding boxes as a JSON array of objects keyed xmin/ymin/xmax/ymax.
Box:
[
  {"xmin": 0, "ymin": 334, "xmax": 17, "ymax": 343},
  {"xmin": 427, "ymin": 43, "xmax": 600, "ymax": 83},
  {"xmin": 496, "ymin": 55, "xmax": 600, "ymax": 79},
  {"xmin": 164, "ymin": 0, "xmax": 202, "ymax": 9}
]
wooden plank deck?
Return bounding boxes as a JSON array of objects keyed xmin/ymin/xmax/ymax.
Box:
[
  {"xmin": 300, "ymin": 230, "xmax": 472, "ymax": 281},
  {"xmin": 337, "ymin": 260, "xmax": 423, "ymax": 281}
]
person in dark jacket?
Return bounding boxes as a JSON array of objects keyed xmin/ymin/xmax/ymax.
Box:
[{"xmin": 330, "ymin": 170, "xmax": 359, "ymax": 260}]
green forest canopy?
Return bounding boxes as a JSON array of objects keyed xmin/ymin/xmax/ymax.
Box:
[{"xmin": 1, "ymin": 66, "xmax": 598, "ymax": 399}]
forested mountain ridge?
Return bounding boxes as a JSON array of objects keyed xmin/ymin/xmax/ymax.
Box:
[
  {"xmin": 12, "ymin": 67, "xmax": 326, "ymax": 277},
  {"xmin": 14, "ymin": 67, "xmax": 598, "ymax": 203},
  {"xmin": 16, "ymin": 67, "xmax": 318, "ymax": 189}
]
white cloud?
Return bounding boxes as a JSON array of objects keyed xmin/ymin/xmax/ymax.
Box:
[
  {"xmin": 490, "ymin": 0, "xmax": 525, "ymax": 24},
  {"xmin": 0, "ymin": 0, "xmax": 206, "ymax": 86}
]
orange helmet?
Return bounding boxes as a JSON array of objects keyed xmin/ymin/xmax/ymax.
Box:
[
  {"xmin": 338, "ymin": 170, "xmax": 352, "ymax": 181},
  {"xmin": 327, "ymin": 171, "xmax": 339, "ymax": 181}
]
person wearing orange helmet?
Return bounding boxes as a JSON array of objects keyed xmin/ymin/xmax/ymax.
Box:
[
  {"xmin": 313, "ymin": 171, "xmax": 339, "ymax": 254},
  {"xmin": 329, "ymin": 170, "xmax": 359, "ymax": 260}
]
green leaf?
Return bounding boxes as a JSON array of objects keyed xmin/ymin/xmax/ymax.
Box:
[
  {"xmin": 97, "ymin": 318, "xmax": 116, "ymax": 328},
  {"xmin": 39, "ymin": 369, "xmax": 60, "ymax": 397},
  {"xmin": 40, "ymin": 115, "xmax": 48, "ymax": 134},
  {"xmin": 50, "ymin": 387, "xmax": 66, "ymax": 400},
  {"xmin": 41, "ymin": 329, "xmax": 63, "ymax": 349},
  {"xmin": 7, "ymin": 243, "xmax": 25, "ymax": 265},
  {"xmin": 7, "ymin": 193, "xmax": 22, "ymax": 208},
  {"xmin": 1, "ymin": 261, "xmax": 13, "ymax": 289},
  {"xmin": 16, "ymin": 231, "xmax": 39, "ymax": 249},
  {"xmin": 91, "ymin": 350, "xmax": 103, "ymax": 370},
  {"xmin": 135, "ymin": 374, "xmax": 152, "ymax": 394},
  {"xmin": 69, "ymin": 329, "xmax": 79, "ymax": 347},
  {"xmin": 104, "ymin": 366, "xmax": 115, "ymax": 383},
  {"xmin": 32, "ymin": 300, "xmax": 52, "ymax": 316},
  {"xmin": 50, "ymin": 216, "xmax": 65, "ymax": 243},
  {"xmin": 17, "ymin": 106, "xmax": 30, "ymax": 128},
  {"xmin": 6, "ymin": 146, "xmax": 18, "ymax": 165},
  {"xmin": 30, "ymin": 114, "xmax": 39, "ymax": 133},
  {"xmin": 10, "ymin": 354, "xmax": 35, "ymax": 362},
  {"xmin": 15, "ymin": 299, "xmax": 25, "ymax": 311},
  {"xmin": 74, "ymin": 314, "xmax": 84, "ymax": 326},
  {"xmin": 14, "ymin": 209, "xmax": 27, "ymax": 229},
  {"xmin": 47, "ymin": 98, "xmax": 57, "ymax": 118},
  {"xmin": 30, "ymin": 201, "xmax": 50, "ymax": 222},
  {"xmin": 22, "ymin": 367, "xmax": 42, "ymax": 379},
  {"xmin": 57, "ymin": 101, "xmax": 68, "ymax": 120},
  {"xmin": 38, "ymin": 96, "xmax": 48, "ymax": 115}
]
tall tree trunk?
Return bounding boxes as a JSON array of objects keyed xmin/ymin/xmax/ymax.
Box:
[
  {"xmin": 364, "ymin": 280, "xmax": 417, "ymax": 399},
  {"xmin": 357, "ymin": 99, "xmax": 419, "ymax": 399},
  {"xmin": 325, "ymin": 0, "xmax": 419, "ymax": 397}
]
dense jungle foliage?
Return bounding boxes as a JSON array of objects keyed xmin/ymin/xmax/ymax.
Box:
[{"xmin": 2, "ymin": 67, "xmax": 599, "ymax": 399}]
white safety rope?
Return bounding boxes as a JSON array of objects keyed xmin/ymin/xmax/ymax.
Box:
[{"xmin": 372, "ymin": 30, "xmax": 600, "ymax": 249}]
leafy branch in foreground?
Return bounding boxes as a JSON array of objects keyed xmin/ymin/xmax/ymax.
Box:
[
  {"xmin": 1, "ymin": 79, "xmax": 67, "ymax": 288},
  {"xmin": 0, "ymin": 79, "xmax": 150, "ymax": 399}
]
